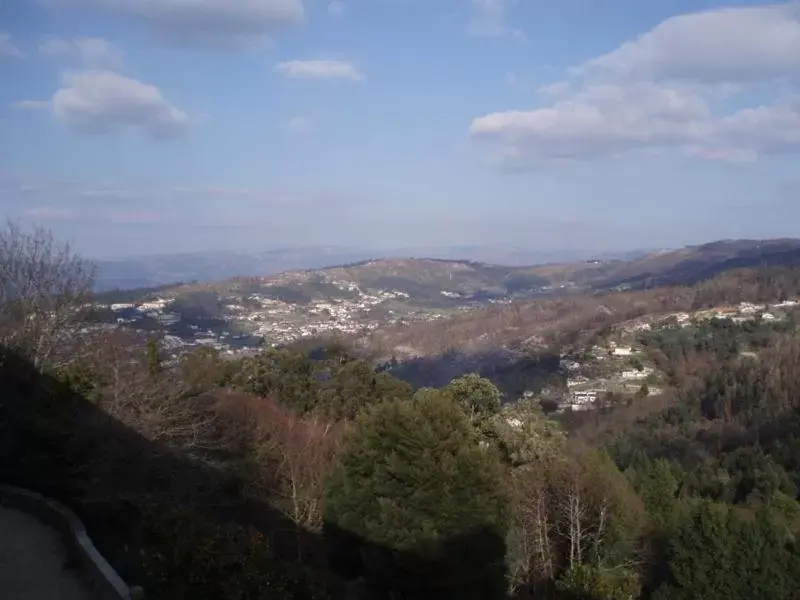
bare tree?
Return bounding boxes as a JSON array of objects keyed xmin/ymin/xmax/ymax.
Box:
[
  {"xmin": 0, "ymin": 221, "xmax": 95, "ymax": 369},
  {"xmin": 213, "ymin": 392, "xmax": 343, "ymax": 560}
]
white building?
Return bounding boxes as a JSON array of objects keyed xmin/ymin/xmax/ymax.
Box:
[
  {"xmin": 621, "ymin": 367, "xmax": 654, "ymax": 380},
  {"xmin": 613, "ymin": 347, "xmax": 633, "ymax": 357},
  {"xmin": 739, "ymin": 302, "xmax": 762, "ymax": 314},
  {"xmin": 110, "ymin": 303, "xmax": 134, "ymax": 311},
  {"xmin": 773, "ymin": 300, "xmax": 799, "ymax": 308},
  {"xmin": 567, "ymin": 376, "xmax": 589, "ymax": 388},
  {"xmin": 138, "ymin": 299, "xmax": 171, "ymax": 311},
  {"xmin": 567, "ymin": 390, "xmax": 599, "ymax": 412}
]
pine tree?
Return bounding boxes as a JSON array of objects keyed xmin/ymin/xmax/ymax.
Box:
[
  {"xmin": 146, "ymin": 338, "xmax": 161, "ymax": 375},
  {"xmin": 323, "ymin": 391, "xmax": 509, "ymax": 600}
]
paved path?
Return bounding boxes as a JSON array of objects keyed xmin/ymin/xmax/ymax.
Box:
[{"xmin": 0, "ymin": 506, "xmax": 94, "ymax": 600}]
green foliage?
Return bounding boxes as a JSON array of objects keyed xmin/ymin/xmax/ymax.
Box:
[
  {"xmin": 443, "ymin": 372, "xmax": 502, "ymax": 418},
  {"xmin": 723, "ymin": 447, "xmax": 796, "ymax": 504},
  {"xmin": 146, "ymin": 338, "xmax": 161, "ymax": 375},
  {"xmin": 233, "ymin": 347, "xmax": 411, "ymax": 420},
  {"xmin": 323, "ymin": 391, "xmax": 509, "ymax": 599},
  {"xmin": 638, "ymin": 459, "xmax": 679, "ymax": 534},
  {"xmin": 654, "ymin": 501, "xmax": 800, "ymax": 600},
  {"xmin": 140, "ymin": 509, "xmax": 333, "ymax": 600},
  {"xmin": 179, "ymin": 345, "xmax": 232, "ymax": 395},
  {"xmin": 492, "ymin": 397, "xmax": 566, "ymax": 467},
  {"xmin": 556, "ymin": 564, "xmax": 641, "ymax": 600},
  {"xmin": 55, "ymin": 359, "xmax": 103, "ymax": 403}
]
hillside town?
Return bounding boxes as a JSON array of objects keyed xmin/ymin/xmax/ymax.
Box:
[
  {"xmin": 92, "ymin": 281, "xmax": 458, "ymax": 357},
  {"xmin": 92, "ymin": 283, "xmax": 800, "ymax": 417},
  {"xmin": 544, "ymin": 299, "xmax": 799, "ymax": 413}
]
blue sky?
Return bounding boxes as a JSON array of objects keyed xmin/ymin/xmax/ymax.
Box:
[{"xmin": 1, "ymin": 0, "xmax": 799, "ymax": 259}]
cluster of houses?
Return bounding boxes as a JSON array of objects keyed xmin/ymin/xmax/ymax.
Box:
[
  {"xmin": 96, "ymin": 280, "xmax": 445, "ymax": 355},
  {"xmin": 550, "ymin": 298, "xmax": 800, "ymax": 413}
]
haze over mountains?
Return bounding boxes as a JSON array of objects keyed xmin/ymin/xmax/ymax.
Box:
[
  {"xmin": 94, "ymin": 238, "xmax": 800, "ymax": 293},
  {"xmin": 93, "ymin": 244, "xmax": 656, "ymax": 291},
  {"xmin": 88, "ymin": 237, "xmax": 800, "ymax": 364}
]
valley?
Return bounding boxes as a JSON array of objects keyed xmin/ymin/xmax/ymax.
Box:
[{"xmin": 83, "ymin": 240, "xmax": 800, "ymax": 415}]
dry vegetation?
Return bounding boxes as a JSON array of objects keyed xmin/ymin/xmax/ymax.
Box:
[
  {"xmin": 361, "ymin": 266, "xmax": 800, "ymax": 358},
  {"xmin": 0, "ymin": 222, "xmax": 95, "ymax": 368}
]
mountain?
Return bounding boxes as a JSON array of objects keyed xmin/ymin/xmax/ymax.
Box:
[
  {"xmin": 92, "ymin": 245, "xmax": 656, "ymax": 292},
  {"xmin": 595, "ymin": 238, "xmax": 800, "ymax": 289},
  {"xmin": 87, "ymin": 238, "xmax": 800, "ymax": 361},
  {"xmin": 92, "ymin": 247, "xmax": 381, "ymax": 291}
]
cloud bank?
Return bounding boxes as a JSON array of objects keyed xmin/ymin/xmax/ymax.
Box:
[{"xmin": 470, "ymin": 2, "xmax": 800, "ymax": 169}]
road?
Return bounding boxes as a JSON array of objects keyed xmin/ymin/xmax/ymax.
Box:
[{"xmin": 0, "ymin": 506, "xmax": 94, "ymax": 600}]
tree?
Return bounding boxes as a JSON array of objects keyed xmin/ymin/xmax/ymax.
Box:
[
  {"xmin": 0, "ymin": 221, "xmax": 94, "ymax": 369},
  {"xmin": 214, "ymin": 392, "xmax": 343, "ymax": 560},
  {"xmin": 146, "ymin": 338, "xmax": 162, "ymax": 375},
  {"xmin": 639, "ymin": 459, "xmax": 679, "ymax": 534},
  {"xmin": 323, "ymin": 391, "xmax": 509, "ymax": 599},
  {"xmin": 655, "ymin": 501, "xmax": 799, "ymax": 600},
  {"xmin": 556, "ymin": 563, "xmax": 641, "ymax": 600},
  {"xmin": 179, "ymin": 345, "xmax": 231, "ymax": 396},
  {"xmin": 443, "ymin": 373, "xmax": 502, "ymax": 420}
]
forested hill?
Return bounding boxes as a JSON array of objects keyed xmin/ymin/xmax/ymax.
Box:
[{"xmin": 4, "ymin": 223, "xmax": 800, "ymax": 600}]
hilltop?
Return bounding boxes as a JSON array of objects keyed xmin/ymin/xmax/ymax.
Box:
[{"xmin": 85, "ymin": 239, "xmax": 800, "ymax": 359}]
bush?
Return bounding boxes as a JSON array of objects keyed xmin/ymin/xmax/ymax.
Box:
[{"xmin": 140, "ymin": 508, "xmax": 333, "ymax": 600}]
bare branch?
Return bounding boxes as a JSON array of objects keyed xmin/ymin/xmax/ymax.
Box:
[{"xmin": 0, "ymin": 221, "xmax": 95, "ymax": 368}]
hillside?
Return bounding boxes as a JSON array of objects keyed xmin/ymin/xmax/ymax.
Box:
[
  {"xmin": 361, "ymin": 265, "xmax": 800, "ymax": 358},
  {"xmin": 7, "ymin": 224, "xmax": 800, "ymax": 600},
  {"xmin": 84, "ymin": 239, "xmax": 800, "ymax": 359}
]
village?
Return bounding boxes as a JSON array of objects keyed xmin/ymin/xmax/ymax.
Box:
[
  {"xmin": 93, "ymin": 281, "xmax": 454, "ymax": 357},
  {"xmin": 94, "ymin": 290, "xmax": 799, "ymax": 412},
  {"xmin": 545, "ymin": 298, "xmax": 799, "ymax": 413}
]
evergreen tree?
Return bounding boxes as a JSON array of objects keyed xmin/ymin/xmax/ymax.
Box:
[
  {"xmin": 146, "ymin": 338, "xmax": 162, "ymax": 375},
  {"xmin": 323, "ymin": 391, "xmax": 509, "ymax": 600},
  {"xmin": 443, "ymin": 373, "xmax": 502, "ymax": 419},
  {"xmin": 639, "ymin": 459, "xmax": 679, "ymax": 534}
]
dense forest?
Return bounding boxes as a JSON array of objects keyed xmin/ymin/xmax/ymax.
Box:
[{"xmin": 2, "ymin": 224, "xmax": 800, "ymax": 599}]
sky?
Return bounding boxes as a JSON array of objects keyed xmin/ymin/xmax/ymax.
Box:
[{"xmin": 1, "ymin": 0, "xmax": 799, "ymax": 259}]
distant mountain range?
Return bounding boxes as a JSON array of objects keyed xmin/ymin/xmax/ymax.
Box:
[
  {"xmin": 92, "ymin": 245, "xmax": 656, "ymax": 292},
  {"xmin": 87, "ymin": 237, "xmax": 800, "ymax": 366},
  {"xmin": 93, "ymin": 238, "xmax": 800, "ymax": 297}
]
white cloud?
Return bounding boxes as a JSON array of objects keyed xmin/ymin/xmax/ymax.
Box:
[
  {"xmin": 51, "ymin": 70, "xmax": 190, "ymax": 139},
  {"xmin": 468, "ymin": 0, "xmax": 524, "ymax": 40},
  {"xmin": 274, "ymin": 59, "xmax": 364, "ymax": 80},
  {"xmin": 471, "ymin": 83, "xmax": 714, "ymax": 161},
  {"xmin": 538, "ymin": 81, "xmax": 571, "ymax": 97},
  {"xmin": 581, "ymin": 3, "xmax": 800, "ymax": 84},
  {"xmin": 0, "ymin": 32, "xmax": 23, "ymax": 58},
  {"xmin": 12, "ymin": 100, "xmax": 51, "ymax": 110},
  {"xmin": 52, "ymin": 0, "xmax": 304, "ymax": 47},
  {"xmin": 40, "ymin": 37, "xmax": 125, "ymax": 70},
  {"xmin": 470, "ymin": 2, "xmax": 800, "ymax": 169},
  {"xmin": 471, "ymin": 83, "xmax": 800, "ymax": 167},
  {"xmin": 287, "ymin": 116, "xmax": 312, "ymax": 133}
]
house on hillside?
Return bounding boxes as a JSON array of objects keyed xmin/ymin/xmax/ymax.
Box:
[
  {"xmin": 560, "ymin": 358, "xmax": 581, "ymax": 372},
  {"xmin": 567, "ymin": 376, "xmax": 589, "ymax": 388},
  {"xmin": 613, "ymin": 346, "xmax": 634, "ymax": 357},
  {"xmin": 110, "ymin": 302, "xmax": 134, "ymax": 311},
  {"xmin": 565, "ymin": 390, "xmax": 600, "ymax": 412},
  {"xmin": 621, "ymin": 367, "xmax": 654, "ymax": 380},
  {"xmin": 739, "ymin": 302, "xmax": 763, "ymax": 314},
  {"xmin": 773, "ymin": 300, "xmax": 799, "ymax": 309}
]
